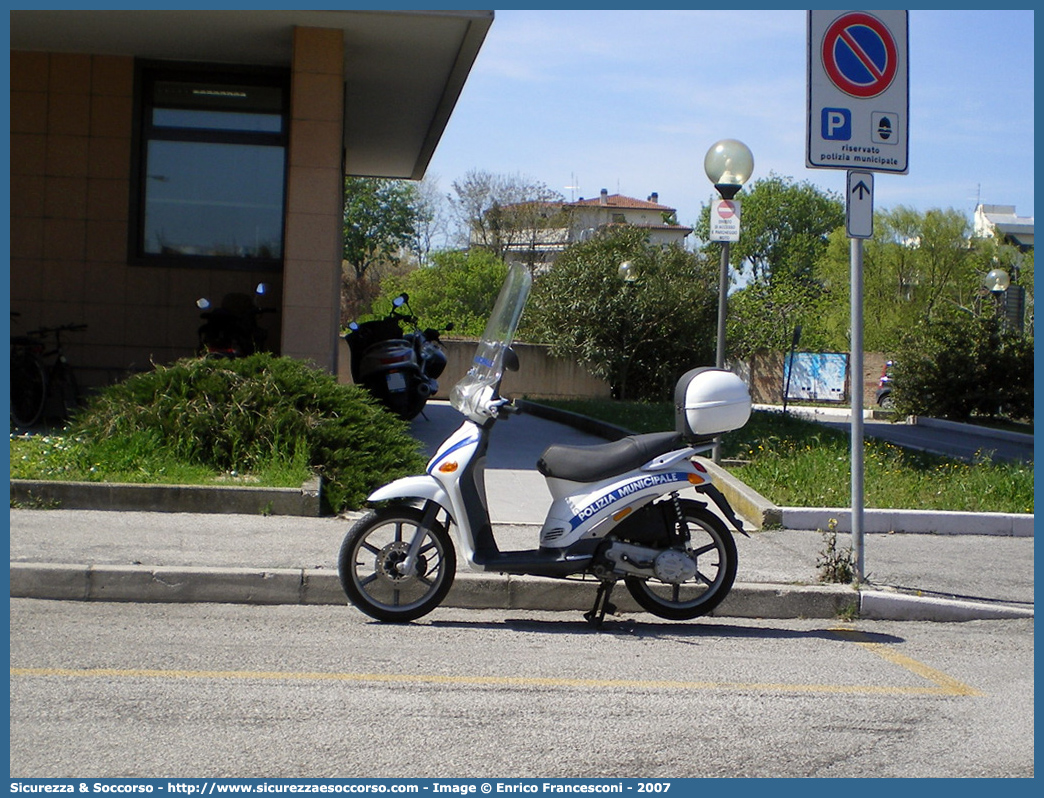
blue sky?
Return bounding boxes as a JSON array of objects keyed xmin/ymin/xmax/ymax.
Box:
[{"xmin": 426, "ymin": 8, "xmax": 1035, "ymax": 233}]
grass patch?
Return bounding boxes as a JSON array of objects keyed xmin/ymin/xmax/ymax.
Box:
[
  {"xmin": 9, "ymin": 431, "xmax": 312, "ymax": 488},
  {"xmin": 538, "ymin": 399, "xmax": 1033, "ymax": 514}
]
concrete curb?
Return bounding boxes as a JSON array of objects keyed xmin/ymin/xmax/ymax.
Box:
[
  {"xmin": 11, "ymin": 477, "xmax": 323, "ymax": 517},
  {"xmin": 780, "ymin": 507, "xmax": 1034, "ymax": 536},
  {"xmin": 701, "ymin": 458, "xmax": 782, "ymax": 529},
  {"xmin": 909, "ymin": 415, "xmax": 1035, "ymax": 445},
  {"xmin": 519, "ymin": 401, "xmax": 1033, "ymax": 537},
  {"xmin": 517, "ymin": 400, "xmax": 630, "ymax": 440},
  {"xmin": 10, "ymin": 562, "xmax": 1029, "ymax": 622},
  {"xmin": 697, "ymin": 466, "xmax": 1033, "ymax": 537},
  {"xmin": 859, "ymin": 589, "xmax": 1034, "ymax": 621}
]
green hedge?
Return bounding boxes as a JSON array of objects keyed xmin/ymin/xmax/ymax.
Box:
[{"xmin": 68, "ymin": 354, "xmax": 427, "ymax": 512}]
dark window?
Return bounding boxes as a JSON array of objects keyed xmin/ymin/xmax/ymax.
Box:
[{"xmin": 132, "ymin": 64, "xmax": 289, "ymax": 269}]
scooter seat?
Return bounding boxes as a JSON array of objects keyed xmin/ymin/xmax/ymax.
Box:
[{"xmin": 537, "ymin": 431, "xmax": 685, "ymax": 483}]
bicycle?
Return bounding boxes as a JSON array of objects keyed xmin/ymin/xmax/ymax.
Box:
[{"xmin": 10, "ymin": 321, "xmax": 87, "ymax": 430}]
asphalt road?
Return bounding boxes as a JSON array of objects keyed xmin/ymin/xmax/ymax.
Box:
[
  {"xmin": 820, "ymin": 418, "xmax": 1034, "ymax": 463},
  {"xmin": 10, "ymin": 600, "xmax": 1034, "ymax": 779}
]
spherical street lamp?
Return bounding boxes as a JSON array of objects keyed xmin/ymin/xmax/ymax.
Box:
[
  {"xmin": 618, "ymin": 260, "xmax": 637, "ymax": 284},
  {"xmin": 704, "ymin": 139, "xmax": 754, "ymax": 369},
  {"xmin": 985, "ymin": 267, "xmax": 1010, "ymax": 293},
  {"xmin": 704, "ymin": 139, "xmax": 755, "ymax": 200}
]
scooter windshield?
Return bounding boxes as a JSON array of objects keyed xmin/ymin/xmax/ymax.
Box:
[{"xmin": 450, "ymin": 263, "xmax": 532, "ymax": 420}]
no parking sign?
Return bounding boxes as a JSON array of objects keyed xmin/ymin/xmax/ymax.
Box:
[{"xmin": 807, "ymin": 10, "xmax": 908, "ymax": 173}]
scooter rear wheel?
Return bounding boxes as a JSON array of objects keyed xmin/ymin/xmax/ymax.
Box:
[
  {"xmin": 338, "ymin": 506, "xmax": 456, "ymax": 623},
  {"xmin": 624, "ymin": 502, "xmax": 737, "ymax": 621}
]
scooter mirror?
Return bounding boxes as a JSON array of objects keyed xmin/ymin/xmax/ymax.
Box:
[
  {"xmin": 503, "ymin": 347, "xmax": 520, "ymax": 372},
  {"xmin": 393, "ymin": 294, "xmax": 408, "ymax": 308},
  {"xmin": 197, "ymin": 298, "xmax": 211, "ymax": 310},
  {"xmin": 255, "ymin": 283, "xmax": 269, "ymax": 296},
  {"xmin": 348, "ymin": 322, "xmax": 359, "ymax": 331}
]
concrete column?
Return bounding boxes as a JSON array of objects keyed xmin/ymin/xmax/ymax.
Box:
[{"xmin": 281, "ymin": 26, "xmax": 345, "ymax": 371}]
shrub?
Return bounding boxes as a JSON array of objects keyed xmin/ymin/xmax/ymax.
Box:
[
  {"xmin": 375, "ymin": 249, "xmax": 508, "ymax": 337},
  {"xmin": 891, "ymin": 314, "xmax": 1033, "ymax": 422},
  {"xmin": 68, "ymin": 354, "xmax": 426, "ymax": 512},
  {"xmin": 528, "ymin": 227, "xmax": 718, "ymax": 400}
]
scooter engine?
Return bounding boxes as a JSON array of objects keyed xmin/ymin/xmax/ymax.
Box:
[
  {"xmin": 651, "ymin": 548, "xmax": 697, "ymax": 583},
  {"xmin": 596, "ymin": 540, "xmax": 696, "ymax": 584}
]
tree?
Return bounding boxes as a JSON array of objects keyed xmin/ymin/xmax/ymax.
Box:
[
  {"xmin": 341, "ymin": 177, "xmax": 423, "ymax": 323},
  {"xmin": 726, "ymin": 271, "xmax": 831, "ymax": 358},
  {"xmin": 528, "ymin": 226, "xmax": 718, "ymax": 400},
  {"xmin": 695, "ymin": 173, "xmax": 844, "ymax": 286},
  {"xmin": 693, "ymin": 174, "xmax": 844, "ymax": 361},
  {"xmin": 890, "ymin": 312, "xmax": 1033, "ymax": 422},
  {"xmin": 410, "ymin": 175, "xmax": 452, "ymax": 265},
  {"xmin": 376, "ymin": 249, "xmax": 509, "ymax": 337},
  {"xmin": 342, "ymin": 177, "xmax": 420, "ymax": 281},
  {"xmin": 449, "ymin": 170, "xmax": 568, "ymax": 266},
  {"xmin": 813, "ymin": 206, "xmax": 989, "ymax": 352}
]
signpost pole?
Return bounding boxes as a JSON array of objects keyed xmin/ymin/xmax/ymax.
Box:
[
  {"xmin": 850, "ymin": 237, "xmax": 865, "ymax": 581},
  {"xmin": 715, "ymin": 241, "xmax": 729, "ymax": 370},
  {"xmin": 711, "ymin": 239, "xmax": 730, "ymax": 464},
  {"xmin": 808, "ymin": 9, "xmax": 907, "ymax": 585}
]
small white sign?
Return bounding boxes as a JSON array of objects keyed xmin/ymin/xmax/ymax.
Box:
[
  {"xmin": 709, "ymin": 199, "xmax": 741, "ymax": 242},
  {"xmin": 846, "ymin": 170, "xmax": 874, "ymax": 239}
]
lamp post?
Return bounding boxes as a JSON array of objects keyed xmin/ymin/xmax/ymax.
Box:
[
  {"xmin": 985, "ymin": 266, "xmax": 1010, "ymax": 295},
  {"xmin": 985, "ymin": 266, "xmax": 1011, "ymax": 328},
  {"xmin": 704, "ymin": 139, "xmax": 754, "ymax": 369},
  {"xmin": 704, "ymin": 139, "xmax": 753, "ymax": 462}
]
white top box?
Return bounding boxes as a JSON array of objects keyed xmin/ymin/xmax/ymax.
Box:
[{"xmin": 674, "ymin": 367, "xmax": 751, "ymax": 440}]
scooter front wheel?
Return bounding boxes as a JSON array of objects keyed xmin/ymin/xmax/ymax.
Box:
[
  {"xmin": 338, "ymin": 506, "xmax": 456, "ymax": 623},
  {"xmin": 624, "ymin": 502, "xmax": 737, "ymax": 621}
]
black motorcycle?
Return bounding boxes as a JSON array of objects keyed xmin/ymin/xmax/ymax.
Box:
[
  {"xmin": 344, "ymin": 294, "xmax": 451, "ymax": 420},
  {"xmin": 197, "ymin": 283, "xmax": 275, "ymax": 358}
]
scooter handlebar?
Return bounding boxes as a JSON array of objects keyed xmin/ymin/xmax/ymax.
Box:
[{"xmin": 493, "ymin": 398, "xmax": 522, "ymax": 418}]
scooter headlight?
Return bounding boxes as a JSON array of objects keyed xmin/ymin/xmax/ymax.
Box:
[{"xmin": 450, "ymin": 380, "xmax": 497, "ymax": 422}]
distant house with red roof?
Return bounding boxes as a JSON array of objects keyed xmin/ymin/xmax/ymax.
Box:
[{"xmin": 500, "ymin": 188, "xmax": 692, "ymax": 268}]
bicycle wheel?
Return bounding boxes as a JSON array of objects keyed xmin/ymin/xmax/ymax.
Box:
[
  {"xmin": 11, "ymin": 351, "xmax": 47, "ymax": 429},
  {"xmin": 50, "ymin": 361, "xmax": 81, "ymax": 421}
]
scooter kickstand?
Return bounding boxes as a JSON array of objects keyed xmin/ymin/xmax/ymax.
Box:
[{"xmin": 584, "ymin": 580, "xmax": 618, "ymax": 629}]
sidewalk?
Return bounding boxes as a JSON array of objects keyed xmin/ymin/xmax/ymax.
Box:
[
  {"xmin": 8, "ymin": 402, "xmax": 1034, "ymax": 623},
  {"xmin": 7, "ymin": 497, "xmax": 1035, "ymax": 621}
]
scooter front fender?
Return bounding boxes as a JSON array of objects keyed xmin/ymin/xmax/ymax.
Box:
[{"xmin": 367, "ymin": 475, "xmax": 451, "ymax": 515}]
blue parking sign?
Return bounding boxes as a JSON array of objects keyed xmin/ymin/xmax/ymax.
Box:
[{"xmin": 822, "ymin": 108, "xmax": 851, "ymax": 140}]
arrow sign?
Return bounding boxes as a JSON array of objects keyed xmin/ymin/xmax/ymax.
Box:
[{"xmin": 847, "ymin": 170, "xmax": 874, "ymax": 238}]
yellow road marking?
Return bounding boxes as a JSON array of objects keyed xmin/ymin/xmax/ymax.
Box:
[
  {"xmin": 11, "ymin": 628, "xmax": 983, "ymax": 701},
  {"xmin": 828, "ymin": 627, "xmax": 984, "ymax": 696}
]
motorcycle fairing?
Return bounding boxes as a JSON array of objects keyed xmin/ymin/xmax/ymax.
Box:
[
  {"xmin": 367, "ymin": 475, "xmax": 451, "ymax": 511},
  {"xmin": 539, "ymin": 455, "xmax": 709, "ymax": 549}
]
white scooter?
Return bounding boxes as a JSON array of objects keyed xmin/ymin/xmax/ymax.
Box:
[{"xmin": 338, "ymin": 264, "xmax": 753, "ymax": 626}]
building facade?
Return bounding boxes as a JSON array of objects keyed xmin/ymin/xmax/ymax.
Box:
[
  {"xmin": 501, "ymin": 189, "xmax": 693, "ymax": 269},
  {"xmin": 973, "ymin": 203, "xmax": 1034, "ymax": 251},
  {"xmin": 9, "ymin": 10, "xmax": 492, "ymax": 388}
]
